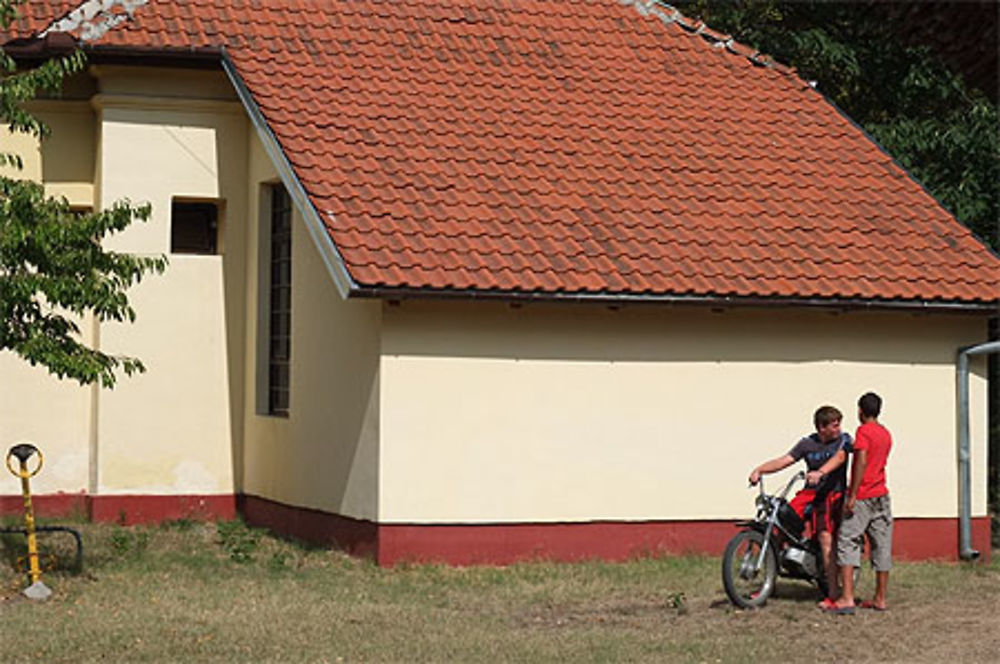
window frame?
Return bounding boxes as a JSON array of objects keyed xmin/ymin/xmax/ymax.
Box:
[
  {"xmin": 266, "ymin": 184, "xmax": 292, "ymax": 417},
  {"xmin": 170, "ymin": 199, "xmax": 221, "ymax": 255}
]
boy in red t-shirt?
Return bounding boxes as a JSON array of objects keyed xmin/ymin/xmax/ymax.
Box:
[{"xmin": 811, "ymin": 392, "xmax": 893, "ymax": 614}]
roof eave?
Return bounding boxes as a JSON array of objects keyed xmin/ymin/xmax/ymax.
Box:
[
  {"xmin": 84, "ymin": 43, "xmax": 225, "ymax": 69},
  {"xmin": 350, "ymin": 285, "xmax": 999, "ymax": 315},
  {"xmin": 4, "ymin": 34, "xmax": 225, "ymax": 68}
]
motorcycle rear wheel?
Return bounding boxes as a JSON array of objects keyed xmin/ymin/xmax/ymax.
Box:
[{"xmin": 722, "ymin": 530, "xmax": 777, "ymax": 609}]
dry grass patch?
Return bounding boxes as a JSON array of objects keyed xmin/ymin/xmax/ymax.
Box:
[{"xmin": 0, "ymin": 519, "xmax": 997, "ymax": 662}]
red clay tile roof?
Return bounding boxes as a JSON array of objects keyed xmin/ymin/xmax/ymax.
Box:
[{"xmin": 9, "ymin": 1, "xmax": 1000, "ymax": 307}]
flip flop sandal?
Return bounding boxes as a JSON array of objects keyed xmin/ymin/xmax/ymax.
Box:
[
  {"xmin": 818, "ymin": 598, "xmax": 855, "ymax": 614},
  {"xmin": 858, "ymin": 600, "xmax": 888, "ymax": 611},
  {"xmin": 821, "ymin": 604, "xmax": 856, "ymax": 615}
]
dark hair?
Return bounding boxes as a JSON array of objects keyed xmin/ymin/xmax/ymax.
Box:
[
  {"xmin": 858, "ymin": 392, "xmax": 882, "ymax": 418},
  {"xmin": 814, "ymin": 405, "xmax": 843, "ymax": 429}
]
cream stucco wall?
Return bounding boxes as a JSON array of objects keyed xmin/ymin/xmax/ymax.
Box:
[
  {"xmin": 0, "ymin": 123, "xmax": 39, "ymax": 180},
  {"xmin": 380, "ymin": 302, "xmax": 989, "ymax": 523},
  {"xmin": 1, "ymin": 94, "xmax": 96, "ymax": 495},
  {"xmin": 0, "ymin": 100, "xmax": 94, "ymax": 207},
  {"xmin": 96, "ymin": 259, "xmax": 235, "ymax": 494},
  {"xmin": 239, "ymin": 134, "xmax": 381, "ymax": 520},
  {"xmin": 91, "ymin": 67, "xmax": 248, "ymax": 495},
  {"xmin": 0, "ymin": 68, "xmax": 248, "ymax": 498},
  {"xmin": 0, "ymin": 352, "xmax": 91, "ymax": 494},
  {"xmin": 37, "ymin": 100, "xmax": 96, "ymax": 206}
]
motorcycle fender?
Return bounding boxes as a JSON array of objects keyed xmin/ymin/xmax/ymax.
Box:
[{"xmin": 734, "ymin": 521, "xmax": 768, "ymax": 535}]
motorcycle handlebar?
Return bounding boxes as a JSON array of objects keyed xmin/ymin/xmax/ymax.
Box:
[{"xmin": 752, "ymin": 470, "xmax": 805, "ymax": 499}]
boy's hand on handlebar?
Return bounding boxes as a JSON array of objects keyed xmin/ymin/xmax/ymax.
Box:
[
  {"xmin": 805, "ymin": 470, "xmax": 824, "ymax": 486},
  {"xmin": 748, "ymin": 469, "xmax": 761, "ymax": 485}
]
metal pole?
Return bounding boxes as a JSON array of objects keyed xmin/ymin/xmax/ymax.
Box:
[
  {"xmin": 6, "ymin": 444, "xmax": 51, "ymax": 599},
  {"xmin": 956, "ymin": 341, "xmax": 1000, "ymax": 561},
  {"xmin": 18, "ymin": 457, "xmax": 43, "ymax": 584}
]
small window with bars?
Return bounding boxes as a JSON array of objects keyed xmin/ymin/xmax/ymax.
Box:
[
  {"xmin": 268, "ymin": 185, "xmax": 292, "ymax": 416},
  {"xmin": 171, "ymin": 201, "xmax": 219, "ymax": 254}
]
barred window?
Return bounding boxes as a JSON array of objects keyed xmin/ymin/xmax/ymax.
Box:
[
  {"xmin": 268, "ymin": 185, "xmax": 291, "ymax": 416},
  {"xmin": 171, "ymin": 201, "xmax": 218, "ymax": 254}
]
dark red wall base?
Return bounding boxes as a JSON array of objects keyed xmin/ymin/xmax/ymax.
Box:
[
  {"xmin": 378, "ymin": 520, "xmax": 732, "ymax": 566},
  {"xmin": 377, "ymin": 518, "xmax": 992, "ymax": 566},
  {"xmin": 0, "ymin": 492, "xmax": 88, "ymax": 519},
  {"xmin": 89, "ymin": 494, "xmax": 236, "ymax": 525},
  {"xmin": 0, "ymin": 492, "xmax": 235, "ymax": 524},
  {"xmin": 239, "ymin": 494, "xmax": 993, "ymax": 567},
  {"xmin": 239, "ymin": 494, "xmax": 377, "ymax": 559},
  {"xmin": 3, "ymin": 492, "xmax": 991, "ymax": 566},
  {"xmin": 892, "ymin": 516, "xmax": 992, "ymax": 563}
]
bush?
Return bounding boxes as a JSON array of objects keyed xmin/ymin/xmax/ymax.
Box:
[
  {"xmin": 216, "ymin": 520, "xmax": 260, "ymax": 564},
  {"xmin": 109, "ymin": 526, "xmax": 150, "ymax": 559}
]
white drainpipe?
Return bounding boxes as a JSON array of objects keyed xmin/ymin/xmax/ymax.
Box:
[{"xmin": 956, "ymin": 340, "xmax": 1000, "ymax": 560}]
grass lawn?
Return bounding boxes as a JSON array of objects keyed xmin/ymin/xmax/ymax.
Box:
[{"xmin": 1, "ymin": 519, "xmax": 998, "ymax": 662}]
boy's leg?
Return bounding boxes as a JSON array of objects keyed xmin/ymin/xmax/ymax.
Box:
[
  {"xmin": 818, "ymin": 530, "xmax": 837, "ymax": 598},
  {"xmin": 871, "ymin": 571, "xmax": 889, "ymax": 609},
  {"xmin": 816, "ymin": 491, "xmax": 842, "ymax": 599},
  {"xmin": 867, "ymin": 495, "xmax": 893, "ymax": 609},
  {"xmin": 838, "ymin": 559, "xmax": 856, "ymax": 607},
  {"xmin": 833, "ymin": 499, "xmax": 869, "ymax": 609}
]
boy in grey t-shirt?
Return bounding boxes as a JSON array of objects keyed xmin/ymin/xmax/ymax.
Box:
[{"xmin": 749, "ymin": 405, "xmax": 853, "ymax": 601}]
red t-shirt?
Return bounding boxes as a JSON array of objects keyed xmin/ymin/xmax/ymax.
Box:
[{"xmin": 854, "ymin": 421, "xmax": 892, "ymax": 500}]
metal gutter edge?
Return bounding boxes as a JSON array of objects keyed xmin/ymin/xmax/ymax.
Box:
[
  {"xmin": 351, "ymin": 285, "xmax": 999, "ymax": 314},
  {"xmin": 955, "ymin": 340, "xmax": 1000, "ymax": 561},
  {"xmin": 86, "ymin": 44, "xmax": 225, "ymax": 69},
  {"xmin": 5, "ymin": 38, "xmax": 225, "ymax": 68},
  {"xmin": 219, "ymin": 49, "xmax": 356, "ymax": 299}
]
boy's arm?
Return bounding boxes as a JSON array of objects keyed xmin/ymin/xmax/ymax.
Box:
[
  {"xmin": 805, "ymin": 448, "xmax": 848, "ymax": 486},
  {"xmin": 749, "ymin": 454, "xmax": 795, "ymax": 485},
  {"xmin": 843, "ymin": 449, "xmax": 868, "ymax": 516}
]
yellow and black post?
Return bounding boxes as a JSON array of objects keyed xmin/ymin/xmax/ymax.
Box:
[{"xmin": 6, "ymin": 443, "xmax": 51, "ymax": 600}]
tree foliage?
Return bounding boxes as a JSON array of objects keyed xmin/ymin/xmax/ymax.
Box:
[
  {"xmin": 672, "ymin": 0, "xmax": 1000, "ymax": 251},
  {"xmin": 0, "ymin": 0, "xmax": 166, "ymax": 387}
]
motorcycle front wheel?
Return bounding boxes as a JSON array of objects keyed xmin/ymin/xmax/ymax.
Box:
[{"xmin": 722, "ymin": 529, "xmax": 777, "ymax": 609}]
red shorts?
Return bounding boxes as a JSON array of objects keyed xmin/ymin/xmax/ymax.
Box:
[{"xmin": 789, "ymin": 489, "xmax": 844, "ymax": 534}]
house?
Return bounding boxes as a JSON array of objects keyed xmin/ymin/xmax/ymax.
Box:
[{"xmin": 1, "ymin": 0, "xmax": 997, "ymax": 565}]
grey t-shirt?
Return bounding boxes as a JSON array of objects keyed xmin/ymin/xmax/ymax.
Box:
[{"xmin": 788, "ymin": 432, "xmax": 853, "ymax": 495}]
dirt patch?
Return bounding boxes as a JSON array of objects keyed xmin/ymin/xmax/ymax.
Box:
[
  {"xmin": 520, "ymin": 595, "xmax": 681, "ymax": 629},
  {"xmin": 512, "ymin": 569, "xmax": 1000, "ymax": 661},
  {"xmin": 0, "ymin": 589, "xmax": 24, "ymax": 610}
]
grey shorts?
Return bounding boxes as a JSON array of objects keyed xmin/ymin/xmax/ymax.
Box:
[{"xmin": 836, "ymin": 494, "xmax": 893, "ymax": 571}]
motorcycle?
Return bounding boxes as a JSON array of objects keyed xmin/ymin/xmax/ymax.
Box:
[{"xmin": 722, "ymin": 470, "xmax": 830, "ymax": 608}]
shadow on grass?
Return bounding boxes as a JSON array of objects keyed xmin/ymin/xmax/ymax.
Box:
[
  {"xmin": 710, "ymin": 580, "xmax": 822, "ymax": 611},
  {"xmin": 771, "ymin": 580, "xmax": 823, "ymax": 601}
]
